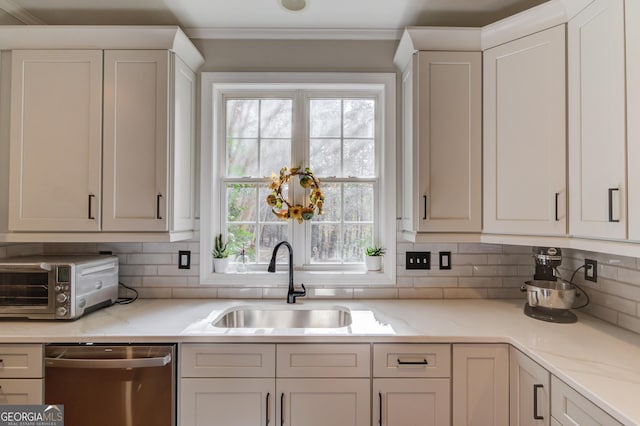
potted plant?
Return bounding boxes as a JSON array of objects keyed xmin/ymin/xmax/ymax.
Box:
[
  {"xmin": 364, "ymin": 245, "xmax": 385, "ymax": 271},
  {"xmin": 212, "ymin": 234, "xmax": 231, "ymax": 273}
]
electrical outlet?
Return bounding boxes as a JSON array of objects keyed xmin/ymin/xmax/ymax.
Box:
[
  {"xmin": 439, "ymin": 252, "xmax": 452, "ymax": 270},
  {"xmin": 406, "ymin": 252, "xmax": 430, "ymax": 270},
  {"xmin": 584, "ymin": 259, "xmax": 597, "ymax": 282},
  {"xmin": 179, "ymin": 250, "xmax": 191, "ymax": 269}
]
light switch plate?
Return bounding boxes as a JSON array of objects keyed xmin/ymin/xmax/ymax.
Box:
[
  {"xmin": 179, "ymin": 250, "xmax": 191, "ymax": 269},
  {"xmin": 439, "ymin": 252, "xmax": 451, "ymax": 270}
]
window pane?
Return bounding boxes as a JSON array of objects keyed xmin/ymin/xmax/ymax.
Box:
[
  {"xmin": 228, "ymin": 224, "xmax": 256, "ymax": 261},
  {"xmin": 259, "ymin": 224, "xmax": 288, "ymax": 263},
  {"xmin": 227, "ymin": 139, "xmax": 258, "ymax": 177},
  {"xmin": 344, "ymin": 99, "xmax": 374, "ymax": 138},
  {"xmin": 344, "ymin": 183, "xmax": 374, "ymax": 221},
  {"xmin": 261, "ymin": 139, "xmax": 291, "ymax": 177},
  {"xmin": 227, "ymin": 184, "xmax": 257, "ymax": 222},
  {"xmin": 312, "ymin": 183, "xmax": 341, "ymax": 222},
  {"xmin": 311, "ymin": 224, "xmax": 340, "ymax": 263},
  {"xmin": 260, "ymin": 99, "xmax": 292, "ymax": 138},
  {"xmin": 227, "ymin": 99, "xmax": 258, "ymax": 137},
  {"xmin": 343, "ymin": 223, "xmax": 373, "ymax": 262},
  {"xmin": 344, "ymin": 139, "xmax": 374, "ymax": 177},
  {"xmin": 310, "ymin": 138, "xmax": 341, "ymax": 177},
  {"xmin": 310, "ymin": 99, "xmax": 341, "ymax": 137}
]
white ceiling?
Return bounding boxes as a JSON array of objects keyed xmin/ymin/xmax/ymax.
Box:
[{"xmin": 2, "ymin": 0, "xmax": 549, "ymax": 39}]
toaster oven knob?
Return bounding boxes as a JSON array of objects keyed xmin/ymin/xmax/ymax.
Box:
[
  {"xmin": 56, "ymin": 307, "xmax": 68, "ymax": 317},
  {"xmin": 56, "ymin": 293, "xmax": 68, "ymax": 303}
]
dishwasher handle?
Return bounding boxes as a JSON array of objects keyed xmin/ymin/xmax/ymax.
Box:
[{"xmin": 45, "ymin": 353, "xmax": 171, "ymax": 369}]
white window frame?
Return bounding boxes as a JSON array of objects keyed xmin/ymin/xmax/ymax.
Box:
[{"xmin": 199, "ymin": 72, "xmax": 396, "ymax": 286}]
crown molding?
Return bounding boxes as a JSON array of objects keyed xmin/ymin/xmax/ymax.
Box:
[
  {"xmin": 0, "ymin": 0, "xmax": 45, "ymax": 24},
  {"xmin": 185, "ymin": 27, "xmax": 402, "ymax": 41}
]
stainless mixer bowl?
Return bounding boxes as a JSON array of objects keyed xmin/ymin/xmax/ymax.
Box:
[{"xmin": 522, "ymin": 279, "xmax": 576, "ymax": 309}]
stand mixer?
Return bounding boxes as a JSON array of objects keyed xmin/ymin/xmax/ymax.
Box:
[{"xmin": 522, "ymin": 247, "xmax": 578, "ymax": 323}]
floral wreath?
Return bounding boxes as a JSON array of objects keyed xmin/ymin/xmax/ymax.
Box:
[{"xmin": 266, "ymin": 166, "xmax": 324, "ymax": 223}]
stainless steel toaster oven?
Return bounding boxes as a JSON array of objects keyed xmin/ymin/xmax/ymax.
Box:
[{"xmin": 0, "ymin": 255, "xmax": 118, "ymax": 320}]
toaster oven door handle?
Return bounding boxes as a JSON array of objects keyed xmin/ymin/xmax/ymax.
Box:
[
  {"xmin": 44, "ymin": 354, "xmax": 171, "ymax": 369},
  {"xmin": 0, "ymin": 263, "xmax": 51, "ymax": 272}
]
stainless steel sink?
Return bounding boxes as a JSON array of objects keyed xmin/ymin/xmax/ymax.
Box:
[{"xmin": 212, "ymin": 306, "xmax": 352, "ymax": 329}]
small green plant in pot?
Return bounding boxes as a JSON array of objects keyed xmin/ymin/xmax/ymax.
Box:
[
  {"xmin": 212, "ymin": 234, "xmax": 231, "ymax": 273},
  {"xmin": 364, "ymin": 245, "xmax": 385, "ymax": 271}
]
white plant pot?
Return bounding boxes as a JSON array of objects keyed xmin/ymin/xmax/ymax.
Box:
[
  {"xmin": 365, "ymin": 255, "xmax": 382, "ymax": 271},
  {"xmin": 213, "ymin": 257, "xmax": 230, "ymax": 273}
]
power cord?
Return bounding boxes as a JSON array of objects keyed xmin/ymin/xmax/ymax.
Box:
[
  {"xmin": 116, "ymin": 281, "xmax": 139, "ymax": 305},
  {"xmin": 568, "ymin": 264, "xmax": 591, "ymax": 309}
]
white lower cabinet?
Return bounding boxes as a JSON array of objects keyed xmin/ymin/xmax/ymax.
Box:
[
  {"xmin": 180, "ymin": 378, "xmax": 274, "ymax": 426},
  {"xmin": 179, "ymin": 343, "xmax": 370, "ymax": 426},
  {"xmin": 180, "ymin": 342, "xmax": 624, "ymax": 426},
  {"xmin": 452, "ymin": 344, "xmax": 510, "ymax": 426},
  {"xmin": 551, "ymin": 376, "xmax": 623, "ymax": 426},
  {"xmin": 373, "ymin": 344, "xmax": 451, "ymax": 426},
  {"xmin": 510, "ymin": 347, "xmax": 550, "ymax": 426},
  {"xmin": 0, "ymin": 344, "xmax": 43, "ymax": 404}
]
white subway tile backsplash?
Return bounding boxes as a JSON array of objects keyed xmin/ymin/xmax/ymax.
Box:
[{"xmin": 3, "ymin": 236, "xmax": 640, "ymax": 338}]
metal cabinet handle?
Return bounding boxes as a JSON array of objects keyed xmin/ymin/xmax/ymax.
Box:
[
  {"xmin": 554, "ymin": 192, "xmax": 560, "ymax": 221},
  {"xmin": 156, "ymin": 194, "xmax": 163, "ymax": 220},
  {"xmin": 608, "ymin": 188, "xmax": 620, "ymax": 222},
  {"xmin": 88, "ymin": 194, "xmax": 95, "ymax": 220},
  {"xmin": 280, "ymin": 393, "xmax": 284, "ymax": 426},
  {"xmin": 397, "ymin": 358, "xmax": 429, "ymax": 365},
  {"xmin": 266, "ymin": 392, "xmax": 270, "ymax": 426},
  {"xmin": 423, "ymin": 195, "xmax": 428, "ymax": 220},
  {"xmin": 533, "ymin": 384, "xmax": 544, "ymax": 420},
  {"xmin": 378, "ymin": 392, "xmax": 382, "ymax": 426}
]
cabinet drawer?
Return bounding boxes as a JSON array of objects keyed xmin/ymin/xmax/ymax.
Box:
[
  {"xmin": 373, "ymin": 344, "xmax": 450, "ymax": 378},
  {"xmin": 180, "ymin": 344, "xmax": 275, "ymax": 378},
  {"xmin": 277, "ymin": 344, "xmax": 370, "ymax": 378},
  {"xmin": 0, "ymin": 379, "xmax": 43, "ymax": 404},
  {"xmin": 0, "ymin": 345, "xmax": 43, "ymax": 378}
]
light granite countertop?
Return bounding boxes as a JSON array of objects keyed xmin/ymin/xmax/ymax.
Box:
[{"xmin": 1, "ymin": 298, "xmax": 639, "ymax": 425}]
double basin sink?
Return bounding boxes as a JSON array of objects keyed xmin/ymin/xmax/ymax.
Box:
[{"xmin": 212, "ymin": 305, "xmax": 352, "ymax": 329}]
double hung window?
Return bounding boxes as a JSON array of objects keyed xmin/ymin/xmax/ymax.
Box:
[{"xmin": 200, "ymin": 73, "xmax": 395, "ymax": 285}]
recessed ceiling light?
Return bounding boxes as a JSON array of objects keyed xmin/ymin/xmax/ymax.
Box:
[{"xmin": 278, "ymin": 0, "xmax": 308, "ymax": 12}]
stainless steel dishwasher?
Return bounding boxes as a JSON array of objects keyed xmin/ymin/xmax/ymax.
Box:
[{"xmin": 44, "ymin": 344, "xmax": 175, "ymax": 426}]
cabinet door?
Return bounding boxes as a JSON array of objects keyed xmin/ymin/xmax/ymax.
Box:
[
  {"xmin": 568, "ymin": 0, "xmax": 627, "ymax": 239},
  {"xmin": 483, "ymin": 25, "xmax": 567, "ymax": 236},
  {"xmin": 626, "ymin": 0, "xmax": 640, "ymax": 241},
  {"xmin": 403, "ymin": 51, "xmax": 482, "ymax": 233},
  {"xmin": 373, "ymin": 378, "xmax": 450, "ymax": 426},
  {"xmin": 180, "ymin": 378, "xmax": 274, "ymax": 426},
  {"xmin": 103, "ymin": 50, "xmax": 169, "ymax": 231},
  {"xmin": 510, "ymin": 347, "xmax": 550, "ymax": 426},
  {"xmin": 170, "ymin": 54, "xmax": 196, "ymax": 232},
  {"xmin": 9, "ymin": 50, "xmax": 103, "ymax": 231},
  {"xmin": 0, "ymin": 379, "xmax": 42, "ymax": 404},
  {"xmin": 277, "ymin": 378, "xmax": 370, "ymax": 426},
  {"xmin": 551, "ymin": 376, "xmax": 623, "ymax": 426},
  {"xmin": 452, "ymin": 343, "xmax": 509, "ymax": 426}
]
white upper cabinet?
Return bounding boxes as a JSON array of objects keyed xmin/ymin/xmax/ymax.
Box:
[
  {"xmin": 103, "ymin": 51, "xmax": 196, "ymax": 233},
  {"xmin": 103, "ymin": 50, "xmax": 169, "ymax": 232},
  {"xmin": 568, "ymin": 0, "xmax": 627, "ymax": 240},
  {"xmin": 9, "ymin": 50, "xmax": 103, "ymax": 232},
  {"xmin": 395, "ymin": 29, "xmax": 482, "ymax": 237},
  {"xmin": 483, "ymin": 25, "xmax": 567, "ymax": 236},
  {"xmin": 1, "ymin": 27, "xmax": 202, "ymax": 241},
  {"xmin": 626, "ymin": 0, "xmax": 640, "ymax": 241}
]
